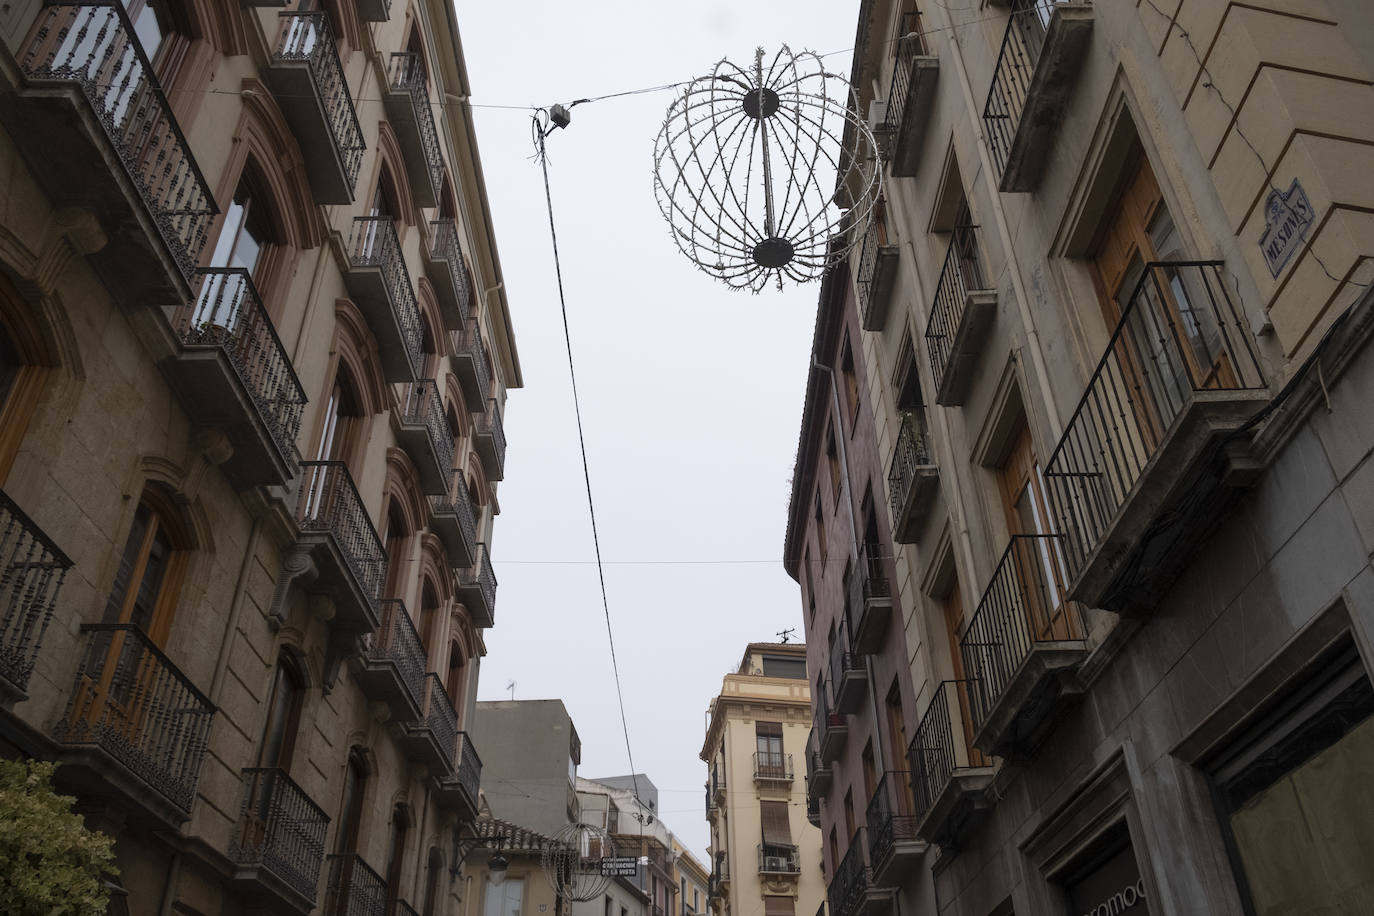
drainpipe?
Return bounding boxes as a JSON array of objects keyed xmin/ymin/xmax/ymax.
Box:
[
  {"xmin": 414, "ymin": 780, "xmax": 431, "ymax": 903},
  {"xmin": 156, "ymin": 852, "xmax": 182, "ymax": 916},
  {"xmin": 210, "ymin": 516, "xmax": 264, "ymax": 703},
  {"xmin": 291, "ymin": 240, "xmax": 332, "ymax": 366}
]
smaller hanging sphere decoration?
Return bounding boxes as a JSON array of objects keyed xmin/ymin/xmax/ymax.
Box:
[
  {"xmin": 541, "ymin": 821, "xmax": 617, "ymax": 902},
  {"xmin": 653, "ymin": 45, "xmax": 882, "ymax": 292}
]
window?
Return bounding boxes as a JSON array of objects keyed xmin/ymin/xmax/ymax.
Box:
[
  {"xmin": 814, "ymin": 491, "xmax": 827, "ymax": 569},
  {"xmin": 826, "ymin": 425, "xmax": 841, "ymax": 502},
  {"xmin": 804, "ymin": 548, "xmax": 816, "ymax": 622},
  {"xmin": 760, "ymin": 655, "xmax": 806, "ymax": 680},
  {"xmin": 209, "ymin": 181, "xmax": 270, "ymax": 277},
  {"xmin": 259, "ymin": 653, "xmax": 305, "ymax": 769},
  {"xmin": 842, "ymin": 789, "xmax": 855, "ymax": 840},
  {"xmin": 335, "ymin": 748, "xmax": 367, "ymax": 854},
  {"xmin": 759, "ymin": 799, "xmax": 793, "ymax": 864},
  {"xmin": 996, "ymin": 423, "xmax": 1075, "ymax": 642},
  {"xmin": 422, "ymin": 847, "xmax": 443, "ymax": 916},
  {"xmin": 101, "ymin": 492, "xmax": 186, "ymax": 646},
  {"xmin": 447, "ymin": 640, "xmax": 467, "ymax": 710},
  {"xmin": 484, "ymin": 878, "xmax": 525, "ymax": 916},
  {"xmin": 385, "ymin": 804, "xmax": 411, "ymax": 911},
  {"xmin": 893, "ymin": 331, "xmax": 924, "ymax": 412},
  {"xmin": 840, "ymin": 335, "xmax": 859, "ymax": 424},
  {"xmin": 604, "ymin": 897, "xmax": 613, "ymax": 916},
  {"xmin": 764, "ymin": 898, "xmax": 795, "ymax": 916},
  {"xmin": 756, "ymin": 722, "xmax": 784, "ymax": 777},
  {"xmin": 861, "ymin": 742, "xmax": 877, "ymax": 804}
]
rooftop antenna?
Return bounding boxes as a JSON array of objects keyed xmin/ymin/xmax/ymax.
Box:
[
  {"xmin": 777, "ymin": 628, "xmax": 796, "ymax": 644},
  {"xmin": 506, "ymin": 680, "xmax": 516, "ymax": 700}
]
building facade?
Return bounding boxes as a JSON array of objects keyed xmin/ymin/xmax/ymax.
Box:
[
  {"xmin": 0, "ymin": 1, "xmax": 517, "ymax": 914},
  {"xmin": 471, "ymin": 699, "xmax": 583, "ymax": 839},
  {"xmin": 702, "ymin": 643, "xmax": 825, "ymax": 916},
  {"xmin": 673, "ymin": 840, "xmax": 709, "ymax": 916},
  {"xmin": 790, "ymin": 1, "xmax": 1374, "ymax": 915},
  {"xmin": 462, "ymin": 817, "xmax": 562, "ymax": 916}
]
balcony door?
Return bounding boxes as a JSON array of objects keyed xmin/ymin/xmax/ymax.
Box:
[
  {"xmin": 940, "ymin": 576, "xmax": 983, "ymax": 759},
  {"xmin": 996, "ymin": 427, "xmax": 1075, "ymax": 642},
  {"xmin": 756, "ymin": 722, "xmax": 784, "ymax": 778}
]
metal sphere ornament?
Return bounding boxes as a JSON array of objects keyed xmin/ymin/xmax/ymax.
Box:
[
  {"xmin": 541, "ymin": 821, "xmax": 616, "ymax": 901},
  {"xmin": 653, "ymin": 45, "xmax": 882, "ymax": 292}
]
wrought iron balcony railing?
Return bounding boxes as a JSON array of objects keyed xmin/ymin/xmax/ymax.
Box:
[
  {"xmin": 399, "ymin": 379, "xmax": 455, "ymax": 494},
  {"xmin": 21, "ymin": 1, "xmax": 216, "ymax": 282},
  {"xmin": 458, "ymin": 543, "xmax": 497, "ymax": 629},
  {"xmin": 710, "ymin": 763, "xmax": 727, "ymax": 798},
  {"xmin": 363, "ymin": 599, "xmax": 426, "ymax": 716},
  {"xmin": 474, "ymin": 398, "xmax": 506, "ymax": 480},
  {"xmin": 827, "ymin": 832, "xmax": 872, "ymax": 916},
  {"xmin": 324, "ymin": 852, "xmax": 386, "ymax": 916},
  {"xmin": 396, "ymin": 901, "xmax": 420, "ymax": 916},
  {"xmin": 816, "ymin": 680, "xmax": 849, "ymax": 762},
  {"xmin": 428, "ymin": 218, "xmax": 473, "ymax": 328},
  {"xmin": 413, "ymin": 672, "xmax": 459, "ymax": 775},
  {"xmin": 53, "ymin": 623, "xmax": 214, "ymax": 816},
  {"xmin": 959, "ymin": 535, "xmax": 1082, "ymax": 740},
  {"xmin": 909, "ymin": 680, "xmax": 988, "ymax": 820},
  {"xmin": 844, "ymin": 545, "xmax": 892, "ymax": 652},
  {"xmin": 806, "ymin": 741, "xmax": 833, "ymax": 796},
  {"xmin": 925, "ymin": 223, "xmax": 991, "ymax": 404},
  {"xmin": 347, "ymin": 216, "xmax": 424, "ymax": 381},
  {"xmin": 455, "ymin": 730, "xmax": 483, "ymax": 809},
  {"xmin": 451, "ymin": 318, "xmax": 492, "ymax": 412},
  {"xmin": 759, "ymin": 844, "xmax": 801, "ymax": 874},
  {"xmin": 296, "ymin": 461, "xmax": 386, "ymax": 613},
  {"xmin": 1044, "ymin": 261, "xmax": 1265, "ymax": 609},
  {"xmin": 983, "ymin": 3, "xmax": 1046, "ymax": 181},
  {"xmin": 0, "ymin": 489, "xmax": 71, "ymax": 696},
  {"xmin": 865, "ymin": 771, "xmax": 918, "ymax": 879},
  {"xmin": 829, "ymin": 626, "xmax": 865, "ymax": 714},
  {"xmin": 231, "ymin": 767, "xmax": 330, "ymax": 904},
  {"xmin": 427, "ymin": 476, "xmax": 478, "ymax": 569},
  {"xmin": 887, "ymin": 410, "xmax": 937, "ymax": 542},
  {"xmin": 273, "ymin": 11, "xmax": 364, "ymax": 193},
  {"xmin": 388, "ymin": 52, "xmax": 444, "ymax": 203},
  {"xmin": 854, "ymin": 204, "xmax": 898, "ymax": 330},
  {"xmin": 880, "ymin": 12, "xmax": 929, "ymax": 139},
  {"xmin": 176, "ymin": 268, "xmax": 307, "ymax": 476},
  {"xmin": 879, "ymin": 13, "xmax": 939, "ymax": 175},
  {"xmin": 753, "ymin": 751, "xmax": 793, "ymax": 781}
]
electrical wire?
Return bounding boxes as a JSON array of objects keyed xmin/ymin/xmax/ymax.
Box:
[{"xmin": 531, "ymin": 108, "xmax": 644, "ymax": 812}]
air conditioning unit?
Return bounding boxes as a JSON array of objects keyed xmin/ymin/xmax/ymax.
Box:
[
  {"xmin": 866, "ymin": 98, "xmax": 888, "ymax": 132},
  {"xmin": 764, "ymin": 856, "xmax": 790, "ymax": 872}
]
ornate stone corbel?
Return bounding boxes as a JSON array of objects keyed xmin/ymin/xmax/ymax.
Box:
[
  {"xmin": 321, "ymin": 625, "xmax": 357, "ymax": 694},
  {"xmin": 268, "ymin": 543, "xmax": 317, "ymax": 631}
]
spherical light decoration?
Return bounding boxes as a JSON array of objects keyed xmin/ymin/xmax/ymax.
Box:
[
  {"xmin": 541, "ymin": 821, "xmax": 617, "ymax": 902},
  {"xmin": 653, "ymin": 45, "xmax": 882, "ymax": 292}
]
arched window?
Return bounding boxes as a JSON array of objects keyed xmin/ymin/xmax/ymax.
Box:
[
  {"xmin": 422, "ymin": 846, "xmax": 443, "ymax": 916},
  {"xmin": 370, "ymin": 163, "xmax": 401, "ymax": 221},
  {"xmin": 258, "ymin": 651, "xmax": 305, "ymax": 770},
  {"xmin": 383, "ymin": 503, "xmax": 412, "ymax": 600},
  {"xmin": 419, "ymin": 579, "xmax": 441, "ymax": 659},
  {"xmin": 446, "ymin": 638, "xmax": 466, "ymax": 711},
  {"xmin": 420, "ymin": 310, "xmax": 440, "ymax": 379},
  {"xmin": 101, "ymin": 486, "xmax": 190, "ymax": 646},
  {"xmin": 335, "ymin": 747, "xmax": 368, "ymax": 854},
  {"xmin": 315, "ymin": 365, "xmax": 364, "ymax": 465},
  {"xmin": 385, "ymin": 804, "xmax": 411, "ymax": 911}
]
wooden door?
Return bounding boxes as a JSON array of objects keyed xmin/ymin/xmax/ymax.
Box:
[
  {"xmin": 940, "ymin": 576, "xmax": 984, "ymax": 760},
  {"xmin": 997, "ymin": 427, "xmax": 1076, "ymax": 642}
]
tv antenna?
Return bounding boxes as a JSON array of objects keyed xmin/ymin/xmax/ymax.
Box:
[
  {"xmin": 776, "ymin": 628, "xmax": 796, "ymax": 644},
  {"xmin": 506, "ymin": 680, "xmax": 517, "ymax": 700}
]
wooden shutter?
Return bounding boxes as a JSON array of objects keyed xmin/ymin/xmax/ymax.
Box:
[
  {"xmin": 756, "ymin": 722, "xmax": 783, "ymax": 738},
  {"xmin": 765, "ymin": 898, "xmax": 795, "ymax": 916},
  {"xmin": 760, "ymin": 800, "xmax": 792, "ymax": 845}
]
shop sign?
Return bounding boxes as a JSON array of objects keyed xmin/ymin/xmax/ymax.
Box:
[
  {"xmin": 600, "ymin": 856, "xmax": 639, "ymax": 877},
  {"xmin": 1066, "ymin": 843, "xmax": 1149, "ymax": 916},
  {"xmin": 1259, "ymin": 178, "xmax": 1314, "ymax": 277}
]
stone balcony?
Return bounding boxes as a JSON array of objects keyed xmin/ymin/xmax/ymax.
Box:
[
  {"xmin": 451, "ymin": 319, "xmax": 492, "ymax": 413},
  {"xmin": 427, "ymin": 481, "xmax": 478, "ymax": 570},
  {"xmin": 817, "ymin": 687, "xmax": 848, "ymax": 763},
  {"xmin": 908, "ymin": 679, "xmax": 994, "ymax": 846},
  {"xmin": 881, "ymin": 22, "xmax": 939, "ymax": 177},
  {"xmin": 474, "ymin": 399, "xmax": 507, "ymax": 481},
  {"xmin": 830, "ymin": 630, "xmax": 866, "ymax": 715},
  {"xmin": 1045, "ymin": 261, "xmax": 1269, "ymax": 615},
  {"xmin": 434, "ymin": 730, "xmax": 482, "ymax": 822},
  {"xmin": 267, "ymin": 9, "xmax": 364, "ymax": 203},
  {"xmin": 401, "ymin": 673, "xmax": 459, "ymax": 779},
  {"xmin": 926, "ymin": 223, "xmax": 995, "ymax": 406},
  {"xmin": 888, "ymin": 411, "xmax": 939, "ymax": 543},
  {"xmin": 855, "ymin": 205, "xmax": 899, "ymax": 331},
  {"xmin": 845, "ymin": 545, "xmax": 893, "ymax": 654},
  {"xmin": 229, "ymin": 767, "xmax": 330, "ymax": 915},
  {"xmin": 982, "ymin": 1, "xmax": 1094, "ymax": 192}
]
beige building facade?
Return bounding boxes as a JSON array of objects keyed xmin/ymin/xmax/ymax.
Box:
[
  {"xmin": 792, "ymin": 1, "xmax": 1374, "ymax": 916},
  {"xmin": 0, "ymin": 1, "xmax": 517, "ymax": 914},
  {"xmin": 702, "ymin": 644, "xmax": 824, "ymax": 916}
]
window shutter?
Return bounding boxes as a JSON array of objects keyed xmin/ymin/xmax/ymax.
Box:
[
  {"xmin": 756, "ymin": 722, "xmax": 783, "ymax": 738},
  {"xmin": 765, "ymin": 898, "xmax": 796, "ymax": 916},
  {"xmin": 760, "ymin": 800, "xmax": 792, "ymax": 845}
]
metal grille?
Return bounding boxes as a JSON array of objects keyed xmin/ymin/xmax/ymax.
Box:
[
  {"xmin": 460, "ymin": 543, "xmax": 497, "ymax": 623},
  {"xmin": 274, "ymin": 10, "xmax": 364, "ymax": 190},
  {"xmin": 456, "ymin": 731, "xmax": 483, "ymax": 808},
  {"xmin": 981, "ymin": 1, "xmax": 1061, "ymax": 180},
  {"xmin": 827, "ymin": 830, "xmax": 871, "ymax": 916},
  {"xmin": 422, "ymin": 672, "xmax": 458, "ymax": 774},
  {"xmin": 53, "ymin": 623, "xmax": 215, "ymax": 814},
  {"xmin": 476, "ymin": 398, "xmax": 506, "ymax": 472},
  {"xmin": 887, "ymin": 411, "xmax": 933, "ymax": 523},
  {"xmin": 865, "ymin": 771, "xmax": 918, "ymax": 873},
  {"xmin": 854, "ymin": 204, "xmax": 889, "ymax": 326},
  {"xmin": 324, "ymin": 853, "xmax": 387, "ymax": 916},
  {"xmin": 402, "ymin": 379, "xmax": 455, "ymax": 479},
  {"xmin": 296, "ymin": 461, "xmax": 386, "ymax": 611},
  {"xmin": 21, "ymin": 1, "xmax": 217, "ymax": 280},
  {"xmin": 369, "ymin": 600, "xmax": 426, "ymax": 714},
  {"xmin": 924, "ymin": 224, "xmax": 986, "ymax": 389},
  {"xmin": 347, "ymin": 216, "xmax": 425, "ymax": 380},
  {"xmin": 0, "ymin": 489, "xmax": 71, "ymax": 693},
  {"xmin": 231, "ymin": 767, "xmax": 330, "ymax": 903},
  {"xmin": 879, "ymin": 13, "xmax": 930, "ymax": 140},
  {"xmin": 451, "ymin": 319, "xmax": 493, "ymax": 406},
  {"xmin": 753, "ymin": 750, "xmax": 793, "ymax": 781},
  {"xmin": 908, "ymin": 680, "xmax": 989, "ymax": 822},
  {"xmin": 429, "ymin": 219, "xmax": 473, "ymax": 323},
  {"xmin": 758, "ymin": 844, "xmax": 801, "ymax": 874},
  {"xmin": 388, "ymin": 52, "xmax": 444, "ymax": 199}
]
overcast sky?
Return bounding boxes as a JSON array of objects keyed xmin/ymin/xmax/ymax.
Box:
[{"xmin": 455, "ymin": 0, "xmax": 858, "ymax": 860}]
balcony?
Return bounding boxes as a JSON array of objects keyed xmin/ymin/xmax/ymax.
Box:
[
  {"xmin": 959, "ymin": 535, "xmax": 1085, "ymax": 757},
  {"xmin": 758, "ymin": 844, "xmax": 801, "ymax": 876},
  {"xmin": 402, "ymin": 673, "xmax": 458, "ymax": 777},
  {"xmin": 880, "ymin": 18, "xmax": 939, "ymax": 177},
  {"xmin": 323, "ymin": 853, "xmax": 386, "ymax": 916},
  {"xmin": 845, "ymin": 546, "xmax": 893, "ymax": 654},
  {"xmin": 425, "ymin": 219, "xmax": 473, "ymax": 330},
  {"xmin": 450, "ymin": 319, "xmax": 492, "ymax": 413},
  {"xmin": 865, "ymin": 772, "xmax": 925, "ymax": 887},
  {"xmin": 753, "ymin": 751, "xmax": 794, "ymax": 783},
  {"xmin": 855, "ymin": 206, "xmax": 899, "ymax": 331},
  {"xmin": 427, "ymin": 482, "xmax": 477, "ymax": 570},
  {"xmin": 1045, "ymin": 261, "xmax": 1268, "ymax": 615},
  {"xmin": 709, "ymin": 861, "xmax": 729, "ymax": 900},
  {"xmin": 710, "ymin": 764, "xmax": 727, "ymax": 803},
  {"xmin": 829, "ymin": 631, "xmax": 865, "ymax": 715},
  {"xmin": 167, "ymin": 269, "xmax": 306, "ymax": 488},
  {"xmin": 807, "ymin": 792, "xmax": 821, "ymax": 827},
  {"xmin": 983, "ymin": 1, "xmax": 1094, "ymax": 192},
  {"xmin": 51, "ymin": 624, "xmax": 214, "ymax": 824},
  {"xmin": 8, "ymin": 1, "xmax": 215, "ymax": 304},
  {"xmin": 344, "ymin": 217, "xmax": 425, "ymax": 382},
  {"xmin": 435, "ymin": 731, "xmax": 483, "ymax": 821},
  {"xmin": 0, "ymin": 489, "xmax": 72, "ymax": 701},
  {"xmin": 267, "ymin": 10, "xmax": 364, "ymax": 203},
  {"xmin": 806, "ymin": 744, "xmax": 832, "ymax": 796},
  {"xmin": 355, "ymin": 599, "xmax": 425, "ymax": 722},
  {"xmin": 908, "ymin": 680, "xmax": 993, "ymax": 846},
  {"xmin": 925, "ymin": 224, "xmax": 995, "ymax": 406},
  {"xmin": 828, "ymin": 831, "xmax": 894, "ymax": 916},
  {"xmin": 229, "ymin": 767, "xmax": 329, "ymax": 912},
  {"xmin": 816, "ymin": 687, "xmax": 848, "ymax": 763},
  {"xmin": 395, "ymin": 380, "xmax": 454, "ymax": 495},
  {"xmin": 295, "ymin": 461, "xmax": 386, "ymax": 633},
  {"xmin": 888, "ymin": 411, "xmax": 938, "ymax": 543},
  {"xmin": 474, "ymin": 399, "xmax": 507, "ymax": 481},
  {"xmin": 457, "ymin": 543, "xmax": 497, "ymax": 629},
  {"xmin": 383, "ymin": 53, "xmax": 443, "ymax": 207}
]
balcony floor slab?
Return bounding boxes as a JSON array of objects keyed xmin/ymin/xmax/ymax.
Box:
[
  {"xmin": 890, "ymin": 56, "xmax": 940, "ymax": 178},
  {"xmin": 915, "ymin": 767, "xmax": 994, "ymax": 847},
  {"xmin": 972, "ymin": 641, "xmax": 1085, "ymax": 758},
  {"xmin": 934, "ymin": 290, "xmax": 997, "ymax": 406}
]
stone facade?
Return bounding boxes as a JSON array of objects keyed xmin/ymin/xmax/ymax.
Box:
[
  {"xmin": 0, "ymin": 1, "xmax": 517, "ymax": 914},
  {"xmin": 788, "ymin": 1, "xmax": 1374, "ymax": 915}
]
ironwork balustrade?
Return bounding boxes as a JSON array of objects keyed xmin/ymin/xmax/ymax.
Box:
[
  {"xmin": 854, "ymin": 205, "xmax": 891, "ymax": 326},
  {"xmin": 54, "ymin": 623, "xmax": 214, "ymax": 815},
  {"xmin": 388, "ymin": 52, "xmax": 444, "ymax": 199},
  {"xmin": 958, "ymin": 535, "xmax": 1081, "ymax": 734},
  {"xmin": 274, "ymin": 11, "xmax": 364, "ymax": 189},
  {"xmin": 866, "ymin": 771, "xmax": 918, "ymax": 873},
  {"xmin": 0, "ymin": 489, "xmax": 71, "ymax": 694},
  {"xmin": 829, "ymin": 628, "xmax": 862, "ymax": 695},
  {"xmin": 451, "ymin": 319, "xmax": 492, "ymax": 409},
  {"xmin": 455, "ymin": 730, "xmax": 483, "ymax": 808},
  {"xmin": 296, "ymin": 461, "xmax": 386, "ymax": 609},
  {"xmin": 177, "ymin": 269, "xmax": 306, "ymax": 468},
  {"xmin": 396, "ymin": 902, "xmax": 420, "ymax": 916},
  {"xmin": 887, "ymin": 411, "xmax": 933, "ymax": 522},
  {"xmin": 753, "ymin": 750, "xmax": 793, "ymax": 781},
  {"xmin": 982, "ymin": 1, "xmax": 1053, "ymax": 179},
  {"xmin": 324, "ymin": 852, "xmax": 386, "ymax": 916},
  {"xmin": 427, "ymin": 475, "xmax": 478, "ymax": 558},
  {"xmin": 231, "ymin": 767, "xmax": 330, "ymax": 903},
  {"xmin": 925, "ymin": 224, "xmax": 986, "ymax": 389},
  {"xmin": 908, "ymin": 680, "xmax": 989, "ymax": 821},
  {"xmin": 459, "ymin": 543, "xmax": 497, "ymax": 627},
  {"xmin": 1044, "ymin": 261, "xmax": 1264, "ymax": 585},
  {"xmin": 367, "ymin": 599, "xmax": 425, "ymax": 713},
  {"xmin": 430, "ymin": 218, "xmax": 473, "ymax": 324},
  {"xmin": 347, "ymin": 216, "xmax": 424, "ymax": 379},
  {"xmin": 711, "ymin": 763, "xmax": 727, "ymax": 797},
  {"xmin": 421, "ymin": 672, "xmax": 458, "ymax": 773},
  {"xmin": 879, "ymin": 12, "xmax": 930, "ymax": 139},
  {"xmin": 844, "ymin": 546, "xmax": 891, "ymax": 642},
  {"xmin": 758, "ymin": 844, "xmax": 801, "ymax": 874},
  {"xmin": 476, "ymin": 398, "xmax": 506, "ymax": 475},
  {"xmin": 21, "ymin": 1, "xmax": 216, "ymax": 280},
  {"xmin": 828, "ymin": 832, "xmax": 872, "ymax": 916},
  {"xmin": 401, "ymin": 379, "xmax": 455, "ymax": 481}
]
